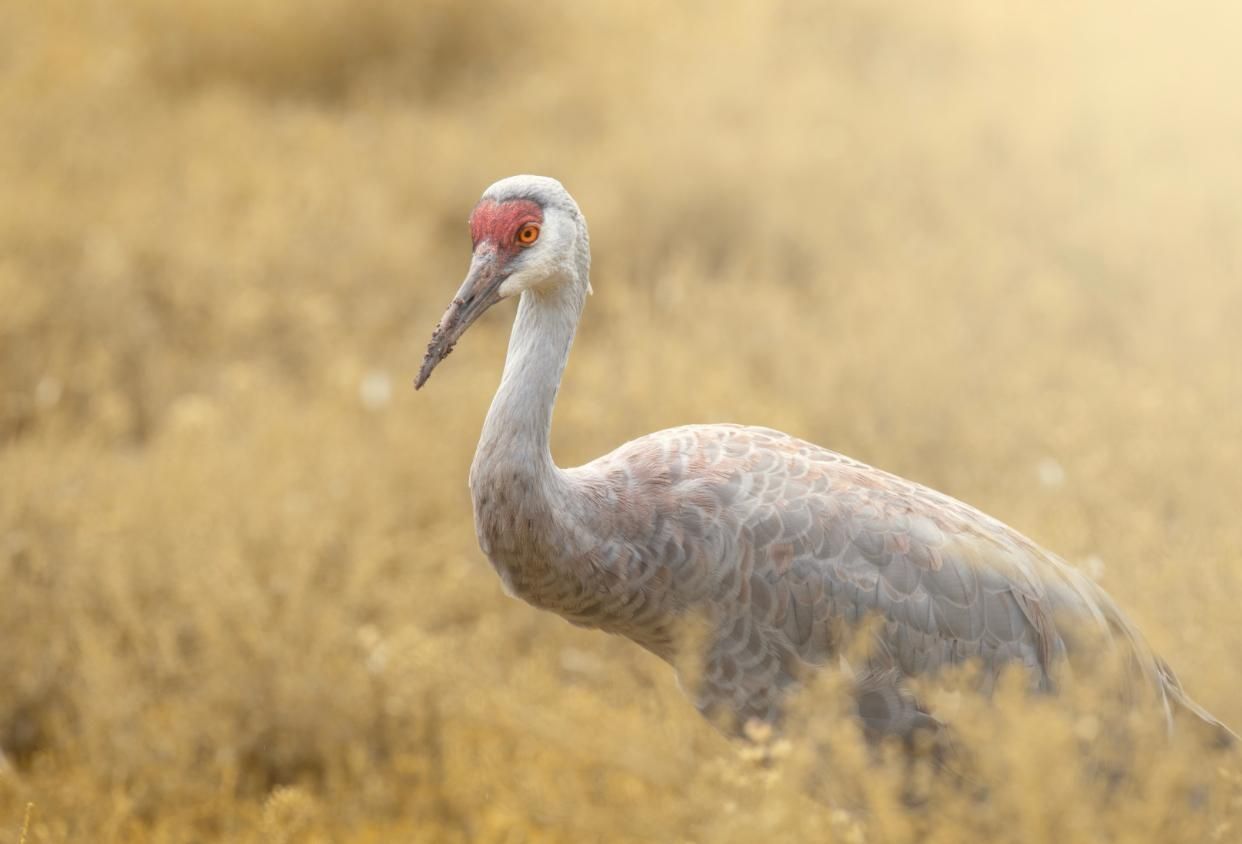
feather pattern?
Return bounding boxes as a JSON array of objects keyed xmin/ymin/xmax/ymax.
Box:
[
  {"xmin": 418, "ymin": 175, "xmax": 1236, "ymax": 745},
  {"xmin": 478, "ymin": 422, "xmax": 1224, "ymax": 737}
]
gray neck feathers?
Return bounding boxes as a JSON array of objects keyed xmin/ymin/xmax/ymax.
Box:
[{"xmin": 471, "ymin": 221, "xmax": 590, "ymax": 496}]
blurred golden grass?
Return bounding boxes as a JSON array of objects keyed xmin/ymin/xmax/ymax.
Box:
[{"xmin": 3, "ymin": 0, "xmax": 1242, "ymax": 840}]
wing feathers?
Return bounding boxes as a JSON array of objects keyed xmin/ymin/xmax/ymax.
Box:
[{"xmin": 564, "ymin": 423, "xmax": 1226, "ymax": 738}]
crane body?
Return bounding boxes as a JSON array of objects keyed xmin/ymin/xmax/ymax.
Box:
[{"xmin": 416, "ymin": 175, "xmax": 1234, "ymax": 744}]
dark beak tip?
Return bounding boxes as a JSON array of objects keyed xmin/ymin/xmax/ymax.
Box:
[
  {"xmin": 413, "ymin": 361, "xmax": 434, "ymax": 391},
  {"xmin": 414, "ymin": 342, "xmax": 449, "ymax": 391}
]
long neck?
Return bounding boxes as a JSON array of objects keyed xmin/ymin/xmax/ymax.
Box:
[{"xmin": 474, "ymin": 280, "xmax": 586, "ymax": 478}]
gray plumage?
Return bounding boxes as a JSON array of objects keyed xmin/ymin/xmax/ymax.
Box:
[{"xmin": 416, "ymin": 174, "xmax": 1235, "ymax": 746}]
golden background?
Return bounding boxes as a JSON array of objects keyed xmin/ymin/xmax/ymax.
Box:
[{"xmin": 2, "ymin": 1, "xmax": 1240, "ymax": 840}]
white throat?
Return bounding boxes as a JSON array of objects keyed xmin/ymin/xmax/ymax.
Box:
[{"xmin": 472, "ymin": 279, "xmax": 587, "ymax": 483}]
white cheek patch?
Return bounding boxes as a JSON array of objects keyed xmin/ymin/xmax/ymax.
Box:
[
  {"xmin": 497, "ymin": 249, "xmax": 556, "ymax": 298},
  {"xmin": 497, "ymin": 271, "xmax": 529, "ymax": 299},
  {"xmin": 494, "ymin": 213, "xmax": 575, "ymax": 299}
]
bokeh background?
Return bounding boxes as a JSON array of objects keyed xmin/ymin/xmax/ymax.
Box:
[{"xmin": 2, "ymin": 1, "xmax": 1241, "ymax": 840}]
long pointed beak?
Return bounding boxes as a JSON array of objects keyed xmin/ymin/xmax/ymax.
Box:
[{"xmin": 414, "ymin": 249, "xmax": 507, "ymax": 390}]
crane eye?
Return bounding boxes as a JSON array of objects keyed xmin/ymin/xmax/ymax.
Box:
[{"xmin": 516, "ymin": 223, "xmax": 540, "ymax": 246}]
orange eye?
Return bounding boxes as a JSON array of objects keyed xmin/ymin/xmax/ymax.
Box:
[{"xmin": 516, "ymin": 223, "xmax": 540, "ymax": 246}]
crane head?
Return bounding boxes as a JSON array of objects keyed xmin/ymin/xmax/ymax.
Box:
[{"xmin": 415, "ymin": 175, "xmax": 587, "ymax": 390}]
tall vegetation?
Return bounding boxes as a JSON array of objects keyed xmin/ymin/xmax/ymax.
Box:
[{"xmin": 2, "ymin": 1, "xmax": 1240, "ymax": 840}]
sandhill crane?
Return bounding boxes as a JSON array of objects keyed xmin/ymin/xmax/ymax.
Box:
[{"xmin": 415, "ymin": 174, "xmax": 1235, "ymax": 747}]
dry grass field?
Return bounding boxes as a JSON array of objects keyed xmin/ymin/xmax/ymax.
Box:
[{"xmin": 3, "ymin": 1, "xmax": 1242, "ymax": 841}]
